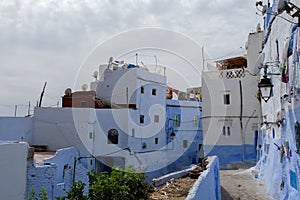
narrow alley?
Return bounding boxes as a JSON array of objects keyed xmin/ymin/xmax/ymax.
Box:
[{"xmin": 220, "ymin": 169, "xmax": 273, "ymax": 200}]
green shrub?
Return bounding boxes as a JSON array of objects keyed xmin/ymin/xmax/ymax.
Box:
[
  {"xmin": 62, "ymin": 165, "xmax": 151, "ymax": 200},
  {"xmin": 28, "ymin": 186, "xmax": 48, "ymax": 200},
  {"xmin": 88, "ymin": 165, "xmax": 150, "ymax": 200},
  {"xmin": 66, "ymin": 181, "xmax": 87, "ymax": 200}
]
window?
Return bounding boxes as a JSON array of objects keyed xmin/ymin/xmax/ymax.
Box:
[
  {"xmin": 141, "ymin": 86, "xmax": 144, "ymax": 94},
  {"xmin": 227, "ymin": 127, "xmax": 231, "ymax": 136},
  {"xmin": 132, "ymin": 128, "xmax": 135, "ymax": 137},
  {"xmin": 140, "ymin": 115, "xmax": 145, "ymax": 124},
  {"xmin": 142, "ymin": 142, "xmax": 147, "ymax": 149},
  {"xmin": 194, "ymin": 116, "xmax": 200, "ymax": 127},
  {"xmin": 108, "ymin": 129, "xmax": 119, "ymax": 144},
  {"xmin": 80, "ymin": 101, "xmax": 87, "ymax": 108},
  {"xmin": 155, "ymin": 137, "xmax": 159, "ymax": 144},
  {"xmin": 224, "ymin": 94, "xmax": 230, "ymax": 105},
  {"xmin": 174, "ymin": 115, "xmax": 181, "ymax": 127},
  {"xmin": 222, "ymin": 126, "xmax": 231, "ymax": 136},
  {"xmin": 154, "ymin": 115, "xmax": 159, "ymax": 123},
  {"xmin": 152, "ymin": 88, "xmax": 157, "ymax": 96},
  {"xmin": 183, "ymin": 140, "xmax": 188, "ymax": 148},
  {"xmin": 89, "ymin": 132, "xmax": 93, "ymax": 139}
]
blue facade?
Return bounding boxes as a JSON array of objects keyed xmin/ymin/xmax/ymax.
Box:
[
  {"xmin": 186, "ymin": 156, "xmax": 221, "ymax": 200},
  {"xmin": 258, "ymin": 105, "xmax": 300, "ymax": 199},
  {"xmin": 26, "ymin": 147, "xmax": 91, "ymax": 199},
  {"xmin": 205, "ymin": 144, "xmax": 256, "ymax": 168}
]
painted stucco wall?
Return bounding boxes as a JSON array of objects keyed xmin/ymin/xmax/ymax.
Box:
[
  {"xmin": 0, "ymin": 117, "xmax": 33, "ymax": 143},
  {"xmin": 96, "ymin": 67, "xmax": 166, "ymax": 107},
  {"xmin": 0, "ymin": 66, "xmax": 204, "ymax": 197},
  {"xmin": 26, "ymin": 147, "xmax": 91, "ymax": 199},
  {"xmin": 0, "ymin": 142, "xmax": 28, "ymax": 200},
  {"xmin": 186, "ymin": 156, "xmax": 221, "ymax": 200},
  {"xmin": 256, "ymin": 0, "xmax": 300, "ymax": 199},
  {"xmin": 202, "ymin": 31, "xmax": 264, "ymax": 167}
]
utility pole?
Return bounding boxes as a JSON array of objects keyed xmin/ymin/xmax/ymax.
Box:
[
  {"xmin": 14, "ymin": 105, "xmax": 17, "ymax": 117},
  {"xmin": 27, "ymin": 101, "xmax": 31, "ymax": 116}
]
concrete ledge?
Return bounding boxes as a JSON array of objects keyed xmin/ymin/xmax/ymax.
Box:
[
  {"xmin": 152, "ymin": 165, "xmax": 196, "ymax": 187},
  {"xmin": 186, "ymin": 156, "xmax": 221, "ymax": 200}
]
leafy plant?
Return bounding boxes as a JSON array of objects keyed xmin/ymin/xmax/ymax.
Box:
[
  {"xmin": 38, "ymin": 187, "xmax": 49, "ymax": 200},
  {"xmin": 89, "ymin": 165, "xmax": 151, "ymax": 200},
  {"xmin": 28, "ymin": 187, "xmax": 38, "ymax": 200},
  {"xmin": 66, "ymin": 181, "xmax": 87, "ymax": 200},
  {"xmin": 61, "ymin": 165, "xmax": 151, "ymax": 200},
  {"xmin": 28, "ymin": 186, "xmax": 49, "ymax": 200}
]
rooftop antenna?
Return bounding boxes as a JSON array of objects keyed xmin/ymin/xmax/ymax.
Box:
[
  {"xmin": 153, "ymin": 55, "xmax": 157, "ymax": 73},
  {"xmin": 140, "ymin": 61, "xmax": 147, "ymax": 70},
  {"xmin": 154, "ymin": 55, "xmax": 157, "ymax": 69},
  {"xmin": 38, "ymin": 81, "xmax": 47, "ymax": 107},
  {"xmin": 27, "ymin": 101, "xmax": 30, "ymax": 116},
  {"xmin": 135, "ymin": 53, "xmax": 138, "ymax": 66}
]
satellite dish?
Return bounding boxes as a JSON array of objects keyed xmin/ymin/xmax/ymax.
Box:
[
  {"xmin": 65, "ymin": 88, "xmax": 72, "ymax": 96},
  {"xmin": 92, "ymin": 71, "xmax": 98, "ymax": 80},
  {"xmin": 254, "ymin": 52, "xmax": 265, "ymax": 75},
  {"xmin": 81, "ymin": 84, "xmax": 88, "ymax": 91}
]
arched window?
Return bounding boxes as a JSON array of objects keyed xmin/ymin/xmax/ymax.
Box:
[{"xmin": 108, "ymin": 129, "xmax": 119, "ymax": 144}]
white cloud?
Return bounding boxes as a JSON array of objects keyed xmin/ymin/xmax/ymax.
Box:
[{"xmin": 0, "ymin": 0, "xmax": 261, "ymax": 116}]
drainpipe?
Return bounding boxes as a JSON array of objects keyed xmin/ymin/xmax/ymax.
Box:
[
  {"xmin": 239, "ymin": 80, "xmax": 245, "ymax": 162},
  {"xmin": 73, "ymin": 156, "xmax": 93, "ymax": 183}
]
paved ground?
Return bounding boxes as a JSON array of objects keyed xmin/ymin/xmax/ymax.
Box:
[{"xmin": 220, "ymin": 169, "xmax": 273, "ymax": 200}]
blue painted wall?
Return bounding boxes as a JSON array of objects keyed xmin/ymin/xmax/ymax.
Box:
[
  {"xmin": 0, "ymin": 117, "xmax": 33, "ymax": 143},
  {"xmin": 258, "ymin": 106, "xmax": 300, "ymax": 199},
  {"xmin": 26, "ymin": 147, "xmax": 91, "ymax": 199},
  {"xmin": 186, "ymin": 156, "xmax": 221, "ymax": 200},
  {"xmin": 204, "ymin": 144, "xmax": 256, "ymax": 168}
]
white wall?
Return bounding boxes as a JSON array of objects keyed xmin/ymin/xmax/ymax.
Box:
[
  {"xmin": 0, "ymin": 142, "xmax": 28, "ymax": 200},
  {"xmin": 96, "ymin": 68, "xmax": 166, "ymax": 106},
  {"xmin": 257, "ymin": 1, "xmax": 300, "ymax": 198},
  {"xmin": 33, "ymin": 107, "xmax": 131, "ymax": 157},
  {"xmin": 32, "ymin": 107, "xmax": 87, "ymax": 152},
  {"xmin": 202, "ymin": 31, "xmax": 264, "ymax": 147}
]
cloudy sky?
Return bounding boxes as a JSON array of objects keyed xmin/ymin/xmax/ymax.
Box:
[{"xmin": 0, "ymin": 0, "xmax": 261, "ymax": 116}]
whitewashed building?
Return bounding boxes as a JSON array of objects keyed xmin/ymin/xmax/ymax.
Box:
[
  {"xmin": 202, "ymin": 30, "xmax": 265, "ymax": 168},
  {"xmin": 254, "ymin": 0, "xmax": 300, "ymax": 199}
]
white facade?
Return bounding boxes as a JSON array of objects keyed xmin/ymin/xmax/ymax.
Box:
[
  {"xmin": 202, "ymin": 31, "xmax": 264, "ymax": 167},
  {"xmin": 0, "ymin": 142, "xmax": 28, "ymax": 200},
  {"xmin": 0, "ymin": 63, "xmax": 203, "ymax": 198},
  {"xmin": 255, "ymin": 1, "xmax": 300, "ymax": 198},
  {"xmin": 96, "ymin": 68, "xmax": 166, "ymax": 108}
]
